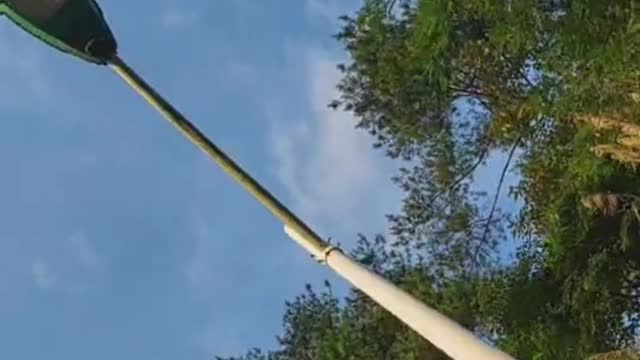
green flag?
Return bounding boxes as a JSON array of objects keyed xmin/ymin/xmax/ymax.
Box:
[{"xmin": 0, "ymin": 0, "xmax": 117, "ymax": 64}]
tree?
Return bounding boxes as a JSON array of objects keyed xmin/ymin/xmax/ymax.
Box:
[
  {"xmin": 220, "ymin": 1, "xmax": 640, "ymax": 358},
  {"xmin": 218, "ymin": 236, "xmax": 483, "ymax": 360},
  {"xmin": 330, "ymin": 1, "xmax": 640, "ymax": 355}
]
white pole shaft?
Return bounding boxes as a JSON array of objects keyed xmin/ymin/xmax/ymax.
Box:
[{"xmin": 285, "ymin": 225, "xmax": 515, "ymax": 360}]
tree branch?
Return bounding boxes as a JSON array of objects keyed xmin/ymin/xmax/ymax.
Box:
[
  {"xmin": 421, "ymin": 147, "xmax": 489, "ymax": 210},
  {"xmin": 471, "ymin": 137, "xmax": 521, "ymax": 270}
]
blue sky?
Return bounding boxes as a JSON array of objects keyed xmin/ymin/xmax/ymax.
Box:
[{"xmin": 0, "ymin": 1, "xmax": 407, "ymax": 358}]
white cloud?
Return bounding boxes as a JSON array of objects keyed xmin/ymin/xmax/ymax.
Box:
[
  {"xmin": 184, "ymin": 219, "xmax": 213, "ymax": 289},
  {"xmin": 191, "ymin": 326, "xmax": 246, "ymax": 359},
  {"xmin": 20, "ymin": 232, "xmax": 103, "ymax": 294},
  {"xmin": 306, "ymin": 0, "xmax": 356, "ymax": 24},
  {"xmin": 216, "ymin": 62, "xmax": 260, "ymax": 92},
  {"xmin": 161, "ymin": 9, "xmax": 200, "ymax": 29},
  {"xmin": 185, "ymin": 44, "xmax": 402, "ymax": 357},
  {"xmin": 31, "ymin": 261, "xmax": 56, "ymax": 290},
  {"xmin": 0, "ymin": 23, "xmax": 52, "ymax": 104},
  {"xmin": 67, "ymin": 232, "xmax": 103, "ymax": 270},
  {"xmin": 269, "ymin": 48, "xmax": 400, "ymax": 238}
]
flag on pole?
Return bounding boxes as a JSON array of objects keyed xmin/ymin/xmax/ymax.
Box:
[{"xmin": 0, "ymin": 0, "xmax": 117, "ymax": 64}]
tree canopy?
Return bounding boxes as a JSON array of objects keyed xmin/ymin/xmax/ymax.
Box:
[{"xmin": 219, "ymin": 1, "xmax": 640, "ymax": 359}]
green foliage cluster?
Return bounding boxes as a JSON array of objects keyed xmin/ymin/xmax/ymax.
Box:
[{"xmin": 221, "ymin": 1, "xmax": 640, "ymax": 359}]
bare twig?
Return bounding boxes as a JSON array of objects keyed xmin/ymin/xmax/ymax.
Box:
[{"xmin": 471, "ymin": 137, "xmax": 521, "ymax": 269}]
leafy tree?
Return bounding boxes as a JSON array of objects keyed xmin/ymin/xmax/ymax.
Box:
[
  {"xmin": 331, "ymin": 0, "xmax": 640, "ymax": 353},
  {"xmin": 220, "ymin": 1, "xmax": 640, "ymax": 359},
  {"xmin": 218, "ymin": 236, "xmax": 481, "ymax": 360}
]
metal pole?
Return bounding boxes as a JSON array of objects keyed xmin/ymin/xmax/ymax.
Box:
[{"xmin": 108, "ymin": 54, "xmax": 516, "ymax": 360}]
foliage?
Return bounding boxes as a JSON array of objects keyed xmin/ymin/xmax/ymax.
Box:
[
  {"xmin": 589, "ymin": 350, "xmax": 640, "ymax": 360},
  {"xmin": 220, "ymin": 1, "xmax": 640, "ymax": 359},
  {"xmin": 217, "ymin": 236, "xmax": 459, "ymax": 360}
]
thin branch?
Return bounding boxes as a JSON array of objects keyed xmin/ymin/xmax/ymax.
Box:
[
  {"xmin": 422, "ymin": 147, "xmax": 489, "ymax": 209},
  {"xmin": 449, "ymin": 86, "xmax": 491, "ymax": 99},
  {"xmin": 385, "ymin": 0, "xmax": 398, "ymax": 15},
  {"xmin": 422, "ymin": 217, "xmax": 492, "ymax": 238},
  {"xmin": 471, "ymin": 136, "xmax": 521, "ymax": 270}
]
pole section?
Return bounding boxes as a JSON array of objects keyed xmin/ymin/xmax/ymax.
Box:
[
  {"xmin": 108, "ymin": 55, "xmax": 326, "ymax": 258},
  {"xmin": 108, "ymin": 54, "xmax": 515, "ymax": 360}
]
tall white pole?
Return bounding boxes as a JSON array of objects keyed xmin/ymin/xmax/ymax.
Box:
[
  {"xmin": 110, "ymin": 54, "xmax": 516, "ymax": 360},
  {"xmin": 285, "ymin": 226, "xmax": 515, "ymax": 360}
]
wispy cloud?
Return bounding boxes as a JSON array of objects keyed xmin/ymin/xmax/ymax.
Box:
[
  {"xmin": 306, "ymin": 0, "xmax": 355, "ymax": 24},
  {"xmin": 161, "ymin": 8, "xmax": 200, "ymax": 29},
  {"xmin": 67, "ymin": 231, "xmax": 103, "ymax": 270},
  {"xmin": 191, "ymin": 325, "xmax": 246, "ymax": 359},
  {"xmin": 0, "ymin": 25, "xmax": 55, "ymax": 294},
  {"xmin": 31, "ymin": 261, "xmax": 56, "ymax": 291},
  {"xmin": 28, "ymin": 232, "xmax": 104, "ymax": 293},
  {"xmin": 215, "ymin": 62, "xmax": 260, "ymax": 93},
  {"xmin": 269, "ymin": 47, "xmax": 399, "ymax": 239},
  {"xmin": 0, "ymin": 24, "xmax": 51, "ymax": 105},
  {"xmin": 182, "ymin": 38, "xmax": 402, "ymax": 360},
  {"xmin": 184, "ymin": 218, "xmax": 214, "ymax": 290}
]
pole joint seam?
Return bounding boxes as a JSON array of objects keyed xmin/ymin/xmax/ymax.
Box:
[{"xmin": 319, "ymin": 245, "xmax": 340, "ymax": 264}]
